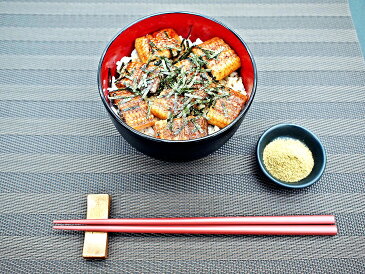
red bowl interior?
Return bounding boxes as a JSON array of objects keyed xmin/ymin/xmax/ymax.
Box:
[{"xmin": 99, "ymin": 12, "xmax": 256, "ymax": 104}]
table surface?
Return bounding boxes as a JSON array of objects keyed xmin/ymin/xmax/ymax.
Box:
[
  {"xmin": 1, "ymin": 0, "xmax": 365, "ymax": 273},
  {"xmin": 349, "ymin": 0, "xmax": 365, "ymax": 58}
]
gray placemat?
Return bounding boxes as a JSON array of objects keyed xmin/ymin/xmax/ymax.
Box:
[{"xmin": 1, "ymin": 0, "xmax": 365, "ymax": 273}]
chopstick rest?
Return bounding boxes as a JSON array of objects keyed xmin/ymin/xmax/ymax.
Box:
[{"xmin": 82, "ymin": 194, "xmax": 110, "ymax": 259}]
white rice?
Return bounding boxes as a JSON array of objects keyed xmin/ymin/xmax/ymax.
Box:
[
  {"xmin": 116, "ymin": 49, "xmax": 140, "ymax": 72},
  {"xmin": 110, "ymin": 38, "xmax": 246, "ymax": 137},
  {"xmin": 141, "ymin": 126, "xmax": 155, "ymax": 136},
  {"xmin": 180, "ymin": 36, "xmax": 203, "ymax": 47},
  {"xmin": 224, "ymin": 71, "xmax": 246, "ymax": 95},
  {"xmin": 208, "ymin": 125, "xmax": 220, "ymax": 134}
]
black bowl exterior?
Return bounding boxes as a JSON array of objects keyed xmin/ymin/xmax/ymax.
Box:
[{"xmin": 107, "ymin": 108, "xmax": 247, "ymax": 161}]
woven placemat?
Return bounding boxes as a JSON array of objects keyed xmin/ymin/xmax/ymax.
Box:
[{"xmin": 1, "ymin": 0, "xmax": 365, "ymax": 272}]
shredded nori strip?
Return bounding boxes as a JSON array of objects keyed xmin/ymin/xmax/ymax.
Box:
[{"xmin": 120, "ymin": 105, "xmax": 139, "ymax": 112}]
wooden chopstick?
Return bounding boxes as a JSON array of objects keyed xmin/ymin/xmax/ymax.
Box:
[
  {"xmin": 53, "ymin": 215, "xmax": 336, "ymax": 226},
  {"xmin": 53, "ymin": 224, "xmax": 338, "ymax": 235}
]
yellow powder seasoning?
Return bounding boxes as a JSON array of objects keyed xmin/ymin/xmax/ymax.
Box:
[{"xmin": 263, "ymin": 138, "xmax": 314, "ymax": 183}]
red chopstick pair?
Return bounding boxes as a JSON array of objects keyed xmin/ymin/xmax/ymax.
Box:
[{"xmin": 53, "ymin": 215, "xmax": 338, "ymax": 236}]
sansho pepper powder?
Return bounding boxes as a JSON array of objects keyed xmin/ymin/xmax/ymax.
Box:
[{"xmin": 263, "ymin": 138, "xmax": 314, "ymax": 183}]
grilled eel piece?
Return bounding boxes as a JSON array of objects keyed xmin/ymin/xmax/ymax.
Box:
[
  {"xmin": 150, "ymin": 73, "xmax": 212, "ymax": 120},
  {"xmin": 109, "ymin": 90, "xmax": 155, "ymax": 131},
  {"xmin": 115, "ymin": 62, "xmax": 161, "ymax": 94},
  {"xmin": 150, "ymin": 90, "xmax": 184, "ymax": 120},
  {"xmin": 135, "ymin": 28, "xmax": 181, "ymax": 63},
  {"xmin": 115, "ymin": 62, "xmax": 144, "ymax": 89},
  {"xmin": 174, "ymin": 59, "xmax": 195, "ymax": 71},
  {"xmin": 154, "ymin": 116, "xmax": 208, "ymax": 140},
  {"xmin": 151, "ymin": 58, "xmax": 212, "ymax": 119},
  {"xmin": 192, "ymin": 37, "xmax": 241, "ymax": 81},
  {"xmin": 175, "ymin": 59, "xmax": 212, "ymax": 99},
  {"xmin": 151, "ymin": 87, "xmax": 208, "ymax": 120},
  {"xmin": 206, "ymin": 87, "xmax": 248, "ymax": 128}
]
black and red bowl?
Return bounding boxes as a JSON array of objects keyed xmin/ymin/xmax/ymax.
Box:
[{"xmin": 98, "ymin": 12, "xmax": 257, "ymax": 161}]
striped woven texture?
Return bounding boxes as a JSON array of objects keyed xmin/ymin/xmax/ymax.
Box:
[{"xmin": 1, "ymin": 0, "xmax": 365, "ymax": 273}]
